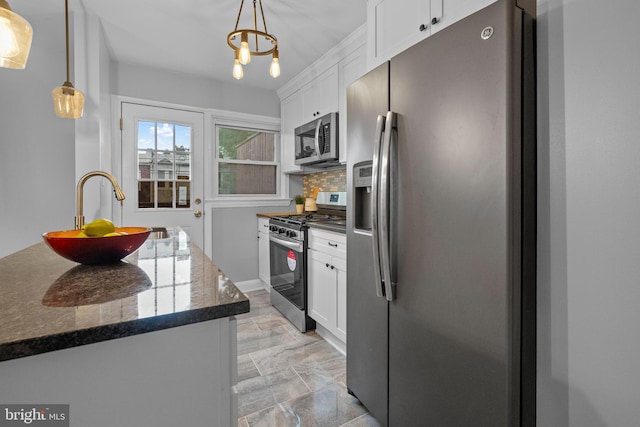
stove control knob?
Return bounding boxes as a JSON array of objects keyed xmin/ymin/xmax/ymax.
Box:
[
  {"xmin": 287, "ymin": 230, "xmax": 297, "ymax": 238},
  {"xmin": 278, "ymin": 227, "xmax": 286, "ymax": 234}
]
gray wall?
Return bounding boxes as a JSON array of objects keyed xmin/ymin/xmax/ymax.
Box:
[
  {"xmin": 209, "ymin": 205, "xmax": 291, "ymax": 283},
  {"xmin": 115, "ymin": 62, "xmax": 281, "ymax": 117},
  {"xmin": 537, "ymin": 0, "xmax": 640, "ymax": 425},
  {"xmin": 209, "ymin": 177, "xmax": 303, "ymax": 284},
  {"xmin": 0, "ymin": 13, "xmax": 75, "ymax": 259}
]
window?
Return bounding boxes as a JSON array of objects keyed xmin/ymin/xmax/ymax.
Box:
[
  {"xmin": 215, "ymin": 126, "xmax": 279, "ymax": 196},
  {"xmin": 136, "ymin": 121, "xmax": 193, "ymax": 209}
]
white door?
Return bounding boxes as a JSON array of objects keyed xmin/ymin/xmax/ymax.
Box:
[{"xmin": 120, "ymin": 102, "xmax": 205, "ymax": 248}]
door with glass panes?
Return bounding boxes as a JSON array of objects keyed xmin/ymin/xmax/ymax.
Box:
[{"xmin": 121, "ymin": 103, "xmax": 204, "ymax": 248}]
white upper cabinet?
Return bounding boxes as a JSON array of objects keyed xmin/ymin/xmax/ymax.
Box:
[
  {"xmin": 277, "ymin": 26, "xmax": 366, "ymax": 172},
  {"xmin": 367, "ymin": 0, "xmax": 441, "ymax": 69},
  {"xmin": 367, "ymin": 0, "xmax": 497, "ymax": 69},
  {"xmin": 280, "ymin": 92, "xmax": 303, "ymax": 173},
  {"xmin": 301, "ymin": 64, "xmax": 339, "ymax": 122}
]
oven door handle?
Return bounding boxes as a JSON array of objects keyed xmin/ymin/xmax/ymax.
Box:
[{"xmin": 269, "ymin": 234, "xmax": 303, "ymax": 252}]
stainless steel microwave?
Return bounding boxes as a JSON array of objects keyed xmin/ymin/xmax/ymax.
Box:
[{"xmin": 294, "ymin": 112, "xmax": 339, "ymax": 166}]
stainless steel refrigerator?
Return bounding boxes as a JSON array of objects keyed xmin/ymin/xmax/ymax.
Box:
[{"xmin": 345, "ymin": 1, "xmax": 536, "ymax": 426}]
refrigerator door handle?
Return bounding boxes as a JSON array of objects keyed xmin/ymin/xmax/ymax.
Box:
[
  {"xmin": 371, "ymin": 114, "xmax": 386, "ymax": 298},
  {"xmin": 379, "ymin": 111, "xmax": 397, "ymax": 301}
]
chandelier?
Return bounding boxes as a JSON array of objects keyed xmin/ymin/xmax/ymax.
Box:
[{"xmin": 227, "ymin": 0, "xmax": 280, "ymax": 80}]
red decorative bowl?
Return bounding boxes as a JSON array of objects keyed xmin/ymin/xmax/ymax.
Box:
[{"xmin": 43, "ymin": 227, "xmax": 152, "ymax": 265}]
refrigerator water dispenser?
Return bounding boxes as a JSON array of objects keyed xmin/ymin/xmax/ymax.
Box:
[{"xmin": 353, "ymin": 162, "xmax": 373, "ymax": 231}]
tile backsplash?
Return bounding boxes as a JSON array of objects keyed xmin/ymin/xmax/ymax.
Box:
[{"xmin": 302, "ymin": 169, "xmax": 346, "ymax": 197}]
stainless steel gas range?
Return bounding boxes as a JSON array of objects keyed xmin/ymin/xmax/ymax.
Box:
[{"xmin": 269, "ymin": 192, "xmax": 346, "ymax": 332}]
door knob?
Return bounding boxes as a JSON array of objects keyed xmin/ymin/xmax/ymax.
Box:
[{"xmin": 194, "ymin": 210, "xmax": 202, "ymax": 218}]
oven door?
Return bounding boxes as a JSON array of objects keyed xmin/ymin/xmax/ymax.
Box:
[{"xmin": 269, "ymin": 234, "xmax": 306, "ymax": 310}]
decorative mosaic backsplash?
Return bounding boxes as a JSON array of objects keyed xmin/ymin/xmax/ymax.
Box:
[{"xmin": 302, "ymin": 169, "xmax": 346, "ymax": 197}]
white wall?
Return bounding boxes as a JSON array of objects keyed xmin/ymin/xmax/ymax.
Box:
[
  {"xmin": 0, "ymin": 13, "xmax": 75, "ymax": 259},
  {"xmin": 537, "ymin": 0, "xmax": 640, "ymax": 426}
]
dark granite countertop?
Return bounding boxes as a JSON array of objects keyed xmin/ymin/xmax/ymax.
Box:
[
  {"xmin": 256, "ymin": 211, "xmax": 297, "ymax": 218},
  {"xmin": 0, "ymin": 227, "xmax": 249, "ymax": 362}
]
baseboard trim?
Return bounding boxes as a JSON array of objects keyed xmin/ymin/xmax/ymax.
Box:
[
  {"xmin": 234, "ymin": 279, "xmax": 270, "ymax": 294},
  {"xmin": 315, "ymin": 324, "xmax": 346, "ymax": 356}
]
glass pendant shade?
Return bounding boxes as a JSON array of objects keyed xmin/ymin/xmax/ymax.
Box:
[
  {"xmin": 0, "ymin": 0, "xmax": 33, "ymax": 69},
  {"xmin": 52, "ymin": 83, "xmax": 85, "ymax": 119},
  {"xmin": 269, "ymin": 50, "xmax": 280, "ymax": 78}
]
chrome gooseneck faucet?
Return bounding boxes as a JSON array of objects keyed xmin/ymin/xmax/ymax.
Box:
[{"xmin": 75, "ymin": 171, "xmax": 125, "ymax": 230}]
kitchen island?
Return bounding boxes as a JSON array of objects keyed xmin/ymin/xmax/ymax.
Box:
[{"xmin": 0, "ymin": 227, "xmax": 248, "ymax": 426}]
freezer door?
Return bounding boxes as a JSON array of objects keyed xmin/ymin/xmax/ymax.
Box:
[
  {"xmin": 388, "ymin": 1, "xmax": 533, "ymax": 426},
  {"xmin": 346, "ymin": 62, "xmax": 390, "ymax": 427}
]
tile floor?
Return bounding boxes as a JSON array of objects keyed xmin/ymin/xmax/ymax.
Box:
[{"xmin": 236, "ymin": 289, "xmax": 382, "ymax": 427}]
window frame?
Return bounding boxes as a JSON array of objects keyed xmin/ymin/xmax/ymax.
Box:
[
  {"xmin": 209, "ymin": 115, "xmax": 288, "ymax": 206},
  {"xmin": 215, "ymin": 124, "xmax": 279, "ymax": 197}
]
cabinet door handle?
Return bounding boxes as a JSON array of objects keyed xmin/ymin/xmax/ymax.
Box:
[
  {"xmin": 431, "ymin": 17, "xmax": 440, "ymax": 25},
  {"xmin": 330, "ymin": 265, "xmax": 335, "ymax": 270},
  {"xmin": 328, "ymin": 242, "xmax": 338, "ymax": 247},
  {"xmin": 326, "ymin": 263, "xmax": 330, "ymax": 268},
  {"xmin": 419, "ymin": 23, "xmax": 428, "ymax": 31}
]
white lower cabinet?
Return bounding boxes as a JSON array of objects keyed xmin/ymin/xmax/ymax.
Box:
[{"xmin": 307, "ymin": 228, "xmax": 347, "ymax": 343}]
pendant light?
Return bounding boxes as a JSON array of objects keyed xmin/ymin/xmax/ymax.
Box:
[
  {"xmin": 0, "ymin": 0, "xmax": 32, "ymax": 69},
  {"xmin": 227, "ymin": 0, "xmax": 280, "ymax": 79},
  {"xmin": 52, "ymin": 0, "xmax": 84, "ymax": 119}
]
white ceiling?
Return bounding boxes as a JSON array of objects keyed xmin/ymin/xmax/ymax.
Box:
[{"xmin": 16, "ymin": 0, "xmax": 368, "ymax": 92}]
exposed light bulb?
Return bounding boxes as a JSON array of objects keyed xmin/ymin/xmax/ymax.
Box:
[
  {"xmin": 239, "ymin": 32, "xmax": 251, "ymax": 65},
  {"xmin": 233, "ymin": 59, "xmax": 244, "ymax": 80},
  {"xmin": 0, "ymin": 16, "xmax": 18, "ymax": 57},
  {"xmin": 269, "ymin": 52, "xmax": 280, "ymax": 78}
]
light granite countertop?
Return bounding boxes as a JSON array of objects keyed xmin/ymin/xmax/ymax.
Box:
[{"xmin": 0, "ymin": 227, "xmax": 249, "ymax": 362}]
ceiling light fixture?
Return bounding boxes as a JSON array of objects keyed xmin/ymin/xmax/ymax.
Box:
[
  {"xmin": 52, "ymin": 0, "xmax": 84, "ymax": 119},
  {"xmin": 227, "ymin": 0, "xmax": 279, "ymax": 80},
  {"xmin": 0, "ymin": 0, "xmax": 32, "ymax": 69}
]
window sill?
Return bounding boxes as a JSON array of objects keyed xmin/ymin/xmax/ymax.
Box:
[{"xmin": 205, "ymin": 198, "xmax": 293, "ymax": 209}]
